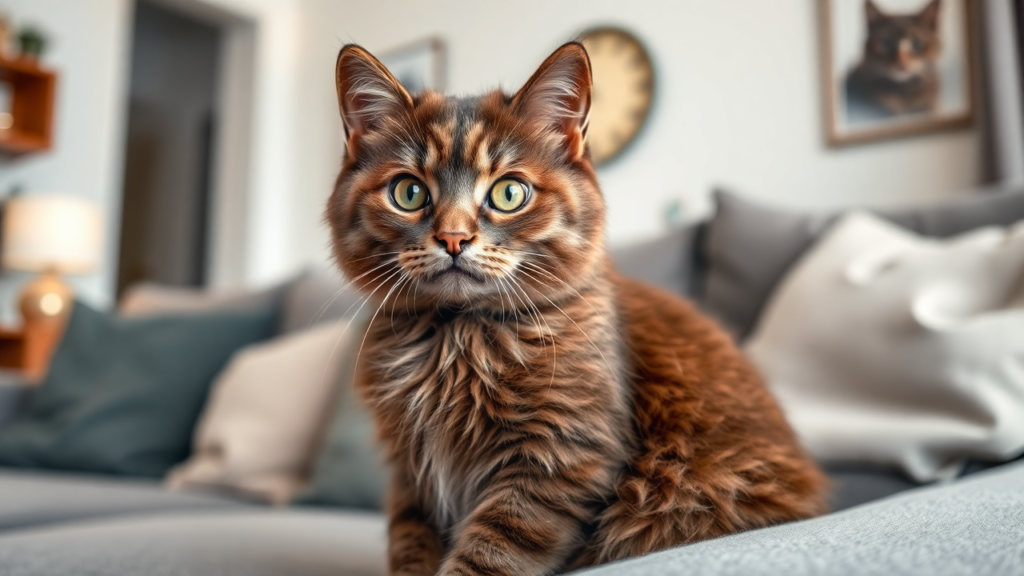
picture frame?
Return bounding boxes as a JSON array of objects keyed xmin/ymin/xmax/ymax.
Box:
[
  {"xmin": 378, "ymin": 37, "xmax": 446, "ymax": 93},
  {"xmin": 819, "ymin": 0, "xmax": 975, "ymax": 147}
]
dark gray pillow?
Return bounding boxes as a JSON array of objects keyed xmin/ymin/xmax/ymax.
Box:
[
  {"xmin": 704, "ymin": 186, "xmax": 1024, "ymax": 340},
  {"xmin": 610, "ymin": 223, "xmax": 705, "ymax": 298},
  {"xmin": 0, "ymin": 301, "xmax": 277, "ymax": 478},
  {"xmin": 293, "ymin": 314, "xmax": 388, "ymax": 510}
]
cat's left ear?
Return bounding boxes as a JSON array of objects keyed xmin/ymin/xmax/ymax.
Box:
[
  {"xmin": 919, "ymin": 0, "xmax": 941, "ymax": 29},
  {"xmin": 335, "ymin": 44, "xmax": 414, "ymax": 153},
  {"xmin": 513, "ymin": 42, "xmax": 593, "ymax": 162}
]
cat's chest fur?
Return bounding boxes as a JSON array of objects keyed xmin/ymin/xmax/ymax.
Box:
[{"xmin": 359, "ymin": 305, "xmax": 628, "ymax": 535}]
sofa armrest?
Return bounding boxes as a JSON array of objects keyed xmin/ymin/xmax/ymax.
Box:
[
  {"xmin": 0, "ymin": 372, "xmax": 32, "ymax": 429},
  {"xmin": 577, "ymin": 459, "xmax": 1024, "ymax": 576}
]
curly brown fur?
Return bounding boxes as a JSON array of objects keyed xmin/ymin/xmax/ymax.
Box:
[{"xmin": 326, "ymin": 42, "xmax": 827, "ymax": 576}]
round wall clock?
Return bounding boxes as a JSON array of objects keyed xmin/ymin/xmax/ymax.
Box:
[{"xmin": 579, "ymin": 28, "xmax": 655, "ymax": 166}]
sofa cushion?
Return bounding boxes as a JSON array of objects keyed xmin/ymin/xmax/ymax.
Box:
[
  {"xmin": 0, "ymin": 469, "xmax": 246, "ymax": 532},
  {"xmin": 703, "ymin": 186, "xmax": 1024, "ymax": 340},
  {"xmin": 578, "ymin": 459, "xmax": 1024, "ymax": 576},
  {"xmin": 0, "ymin": 301, "xmax": 277, "ymax": 478},
  {"xmin": 1, "ymin": 462, "xmax": 1020, "ymax": 576},
  {"xmin": 120, "ymin": 281, "xmax": 284, "ymax": 318},
  {"xmin": 279, "ymin": 269, "xmax": 365, "ymax": 334},
  {"xmin": 295, "ymin": 312, "xmax": 388, "ymax": 510},
  {"xmin": 609, "ymin": 223, "xmax": 705, "ymax": 298},
  {"xmin": 0, "ymin": 508, "xmax": 386, "ymax": 576},
  {"xmin": 0, "ymin": 377, "xmax": 30, "ymax": 431},
  {"xmin": 167, "ymin": 320, "xmax": 353, "ymax": 504},
  {"xmin": 746, "ymin": 212, "xmax": 1024, "ymax": 481}
]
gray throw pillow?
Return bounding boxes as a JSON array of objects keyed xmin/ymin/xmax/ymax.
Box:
[
  {"xmin": 610, "ymin": 223, "xmax": 705, "ymax": 298},
  {"xmin": 703, "ymin": 186, "xmax": 1024, "ymax": 340},
  {"xmin": 293, "ymin": 312, "xmax": 388, "ymax": 510},
  {"xmin": 0, "ymin": 301, "xmax": 277, "ymax": 478}
]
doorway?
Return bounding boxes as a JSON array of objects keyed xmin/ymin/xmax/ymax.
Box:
[
  {"xmin": 117, "ymin": 0, "xmax": 255, "ymax": 297},
  {"xmin": 117, "ymin": 0, "xmax": 220, "ymax": 295}
]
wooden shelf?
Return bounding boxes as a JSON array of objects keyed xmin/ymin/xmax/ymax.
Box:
[
  {"xmin": 0, "ymin": 321, "xmax": 65, "ymax": 382},
  {"xmin": 0, "ymin": 56, "xmax": 57, "ymax": 156}
]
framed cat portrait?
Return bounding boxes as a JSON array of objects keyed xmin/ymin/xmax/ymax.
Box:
[{"xmin": 820, "ymin": 0, "xmax": 975, "ymax": 147}]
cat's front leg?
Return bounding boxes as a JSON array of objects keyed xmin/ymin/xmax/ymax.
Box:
[
  {"xmin": 388, "ymin": 465, "xmax": 444, "ymax": 576},
  {"xmin": 437, "ymin": 475, "xmax": 590, "ymax": 576}
]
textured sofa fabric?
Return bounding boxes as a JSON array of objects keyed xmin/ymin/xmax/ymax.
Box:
[
  {"xmin": 0, "ymin": 469, "xmax": 246, "ymax": 532},
  {"xmin": 0, "ymin": 509, "xmax": 387, "ymax": 576},
  {"xmin": 578, "ymin": 459, "xmax": 1024, "ymax": 576},
  {"xmin": 0, "ymin": 462, "xmax": 1019, "ymax": 575}
]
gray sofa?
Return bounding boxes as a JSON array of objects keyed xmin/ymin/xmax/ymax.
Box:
[
  {"xmin": 0, "ymin": 189, "xmax": 1022, "ymax": 575},
  {"xmin": 0, "ymin": 462, "xmax": 1020, "ymax": 576}
]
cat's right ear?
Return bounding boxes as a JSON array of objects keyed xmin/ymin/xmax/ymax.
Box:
[
  {"xmin": 512, "ymin": 42, "xmax": 593, "ymax": 162},
  {"xmin": 865, "ymin": 0, "xmax": 884, "ymax": 25},
  {"xmin": 335, "ymin": 45, "xmax": 413, "ymax": 152}
]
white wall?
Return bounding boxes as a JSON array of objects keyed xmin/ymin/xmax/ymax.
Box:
[
  {"xmin": 0, "ymin": 0, "xmax": 133, "ymax": 322},
  {"xmin": 0, "ymin": 0, "xmax": 303, "ymax": 321},
  {"xmin": 289, "ymin": 0, "xmax": 981, "ymax": 269},
  {"xmin": 0, "ymin": 0, "xmax": 983, "ymax": 317},
  {"xmin": 184, "ymin": 0, "xmax": 303, "ymax": 287}
]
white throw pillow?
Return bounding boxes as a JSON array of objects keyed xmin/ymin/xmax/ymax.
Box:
[
  {"xmin": 166, "ymin": 319, "xmax": 354, "ymax": 504},
  {"xmin": 746, "ymin": 212, "xmax": 1024, "ymax": 482}
]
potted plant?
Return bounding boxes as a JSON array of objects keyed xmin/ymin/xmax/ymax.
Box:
[{"xmin": 17, "ymin": 26, "xmax": 47, "ymax": 62}]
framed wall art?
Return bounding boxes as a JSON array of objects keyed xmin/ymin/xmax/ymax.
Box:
[{"xmin": 820, "ymin": 0, "xmax": 975, "ymax": 146}]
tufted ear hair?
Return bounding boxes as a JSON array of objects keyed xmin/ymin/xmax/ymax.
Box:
[
  {"xmin": 335, "ymin": 44, "xmax": 414, "ymax": 151},
  {"xmin": 512, "ymin": 42, "xmax": 593, "ymax": 161}
]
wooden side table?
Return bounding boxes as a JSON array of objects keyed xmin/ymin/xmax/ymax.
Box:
[{"xmin": 0, "ymin": 321, "xmax": 64, "ymax": 382}]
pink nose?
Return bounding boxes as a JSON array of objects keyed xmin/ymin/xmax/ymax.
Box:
[{"xmin": 435, "ymin": 232, "xmax": 474, "ymax": 256}]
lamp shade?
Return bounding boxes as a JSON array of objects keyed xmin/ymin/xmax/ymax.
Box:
[{"xmin": 3, "ymin": 195, "xmax": 102, "ymax": 274}]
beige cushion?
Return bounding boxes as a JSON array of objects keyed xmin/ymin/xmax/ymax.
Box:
[
  {"xmin": 120, "ymin": 282, "xmax": 281, "ymax": 317},
  {"xmin": 746, "ymin": 212, "xmax": 1024, "ymax": 482},
  {"xmin": 166, "ymin": 320, "xmax": 354, "ymax": 504}
]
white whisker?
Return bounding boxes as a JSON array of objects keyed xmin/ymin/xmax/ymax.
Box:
[
  {"xmin": 319, "ymin": 262, "xmax": 402, "ymax": 392},
  {"xmin": 505, "ymin": 274, "xmax": 557, "ymax": 386},
  {"xmin": 310, "ymin": 258, "xmax": 399, "ymax": 326},
  {"xmin": 354, "ymin": 268, "xmax": 409, "ymax": 383},
  {"xmin": 515, "ymin": 267, "xmax": 614, "ymax": 376},
  {"xmin": 519, "ymin": 260, "xmax": 613, "ymax": 329}
]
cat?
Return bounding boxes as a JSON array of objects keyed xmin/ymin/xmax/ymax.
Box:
[
  {"xmin": 845, "ymin": 0, "xmax": 942, "ymax": 118},
  {"xmin": 326, "ymin": 42, "xmax": 827, "ymax": 575}
]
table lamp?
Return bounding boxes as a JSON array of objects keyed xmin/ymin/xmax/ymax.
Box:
[{"xmin": 3, "ymin": 195, "xmax": 101, "ymax": 325}]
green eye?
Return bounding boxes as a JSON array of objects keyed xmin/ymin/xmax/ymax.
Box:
[
  {"xmin": 489, "ymin": 179, "xmax": 528, "ymax": 212},
  {"xmin": 391, "ymin": 177, "xmax": 429, "ymax": 211}
]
